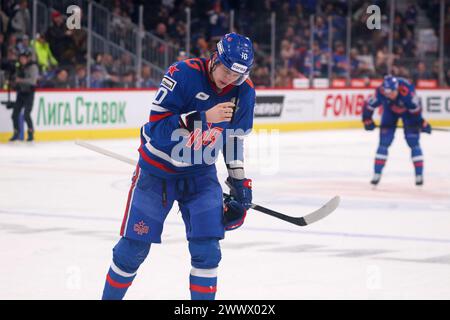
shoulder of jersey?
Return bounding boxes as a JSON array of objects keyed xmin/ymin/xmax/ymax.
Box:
[
  {"xmin": 398, "ymin": 77, "xmax": 415, "ymax": 96},
  {"xmin": 161, "ymin": 60, "xmax": 205, "ymax": 92},
  {"xmin": 241, "ymin": 77, "xmax": 255, "ymax": 93},
  {"xmin": 171, "ymin": 58, "xmax": 208, "ymax": 77}
]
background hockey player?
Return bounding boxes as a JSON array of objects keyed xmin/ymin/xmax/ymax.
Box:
[
  {"xmin": 101, "ymin": 32, "xmax": 255, "ymax": 300},
  {"xmin": 362, "ymin": 75, "xmax": 432, "ymax": 186}
]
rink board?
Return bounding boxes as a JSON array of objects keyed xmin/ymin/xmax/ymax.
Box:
[{"xmin": 1, "ymin": 88, "xmax": 450, "ymax": 142}]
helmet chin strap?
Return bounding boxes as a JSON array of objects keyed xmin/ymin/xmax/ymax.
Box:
[{"xmin": 208, "ymin": 54, "xmax": 220, "ymax": 89}]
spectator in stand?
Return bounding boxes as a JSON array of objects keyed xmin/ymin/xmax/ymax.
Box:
[
  {"xmin": 139, "ymin": 64, "xmax": 158, "ymax": 88},
  {"xmin": 48, "ymin": 68, "xmax": 70, "ymax": 88},
  {"xmin": 0, "ymin": 33, "xmax": 5, "ymax": 62},
  {"xmin": 94, "ymin": 53, "xmax": 120, "ymax": 87},
  {"xmin": 207, "ymin": 1, "xmax": 228, "ymax": 42},
  {"xmin": 70, "ymin": 64, "xmax": 87, "ymax": 88},
  {"xmin": 46, "ymin": 11, "xmax": 73, "ymax": 67},
  {"xmin": 120, "ymin": 70, "xmax": 135, "ymax": 88},
  {"xmin": 275, "ymin": 67, "xmax": 292, "ymax": 87},
  {"xmin": 445, "ymin": 6, "xmax": 450, "ymax": 53},
  {"xmin": 304, "ymin": 41, "xmax": 327, "ymax": 78},
  {"xmin": 110, "ymin": 5, "xmax": 133, "ymax": 49},
  {"xmin": 6, "ymin": 33, "xmax": 18, "ymax": 56},
  {"xmin": 412, "ymin": 61, "xmax": 432, "ymax": 85},
  {"xmin": 392, "ymin": 45, "xmax": 405, "ymax": 67},
  {"xmin": 332, "ymin": 41, "xmax": 348, "ymax": 77},
  {"xmin": 173, "ymin": 20, "xmax": 187, "ymax": 46},
  {"xmin": 154, "ymin": 22, "xmax": 169, "ymax": 41},
  {"xmin": 313, "ymin": 16, "xmax": 328, "ymax": 50},
  {"xmin": 0, "ymin": 7, "xmax": 9, "ymax": 35},
  {"xmin": 356, "ymin": 44, "xmax": 375, "ymax": 77},
  {"xmin": 283, "ymin": 26, "xmax": 296, "ymax": 42},
  {"xmin": 430, "ymin": 61, "xmax": 440, "ymax": 82},
  {"xmin": 9, "ymin": 0, "xmax": 30, "ymax": 38},
  {"xmin": 16, "ymin": 33, "xmax": 31, "ymax": 55},
  {"xmin": 194, "ymin": 36, "xmax": 210, "ymax": 59},
  {"xmin": 71, "ymin": 22, "xmax": 87, "ymax": 65},
  {"xmin": 375, "ymin": 45, "xmax": 389, "ymax": 76},
  {"xmin": 90, "ymin": 65, "xmax": 105, "ymax": 88},
  {"xmin": 31, "ymin": 33, "xmax": 58, "ymax": 73},
  {"xmin": 350, "ymin": 48, "xmax": 360, "ymax": 77},
  {"xmin": 289, "ymin": 38, "xmax": 308, "ymax": 76},
  {"xmin": 401, "ymin": 29, "xmax": 416, "ymax": 58},
  {"xmin": 115, "ymin": 52, "xmax": 134, "ymax": 76},
  {"xmin": 393, "ymin": 13, "xmax": 405, "ymax": 40},
  {"xmin": 280, "ymin": 39, "xmax": 295, "ymax": 69},
  {"xmin": 252, "ymin": 65, "xmax": 270, "ymax": 87},
  {"xmin": 404, "ymin": 4, "xmax": 417, "ymax": 32},
  {"xmin": 446, "ymin": 69, "xmax": 450, "ymax": 87}
]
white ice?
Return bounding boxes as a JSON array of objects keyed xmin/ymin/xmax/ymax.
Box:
[{"xmin": 1, "ymin": 129, "xmax": 449, "ymax": 300}]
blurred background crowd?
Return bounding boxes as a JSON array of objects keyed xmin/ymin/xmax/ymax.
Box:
[{"xmin": 1, "ymin": 0, "xmax": 449, "ymax": 89}]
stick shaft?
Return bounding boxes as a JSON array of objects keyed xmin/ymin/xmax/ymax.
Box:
[
  {"xmin": 376, "ymin": 125, "xmax": 450, "ymax": 132},
  {"xmin": 75, "ymin": 140, "xmax": 137, "ymax": 166}
]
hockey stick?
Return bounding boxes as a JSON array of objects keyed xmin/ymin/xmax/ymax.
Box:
[
  {"xmin": 224, "ymin": 192, "xmax": 340, "ymax": 226},
  {"xmin": 375, "ymin": 125, "xmax": 450, "ymax": 132},
  {"xmin": 75, "ymin": 140, "xmax": 340, "ymax": 226}
]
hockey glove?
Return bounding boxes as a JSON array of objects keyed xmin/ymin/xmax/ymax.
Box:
[
  {"xmin": 363, "ymin": 118, "xmax": 375, "ymax": 131},
  {"xmin": 225, "ymin": 177, "xmax": 252, "ymax": 210},
  {"xmin": 223, "ymin": 197, "xmax": 247, "ymax": 231},
  {"xmin": 421, "ymin": 120, "xmax": 432, "ymax": 134}
]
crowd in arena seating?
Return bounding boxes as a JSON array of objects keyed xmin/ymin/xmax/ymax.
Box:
[
  {"xmin": 1, "ymin": 0, "xmax": 449, "ymax": 90},
  {"xmin": 0, "ymin": 0, "xmax": 160, "ymax": 89},
  {"xmin": 271, "ymin": 0, "xmax": 450, "ymax": 87}
]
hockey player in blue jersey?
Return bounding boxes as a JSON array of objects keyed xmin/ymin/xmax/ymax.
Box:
[
  {"xmin": 362, "ymin": 75, "xmax": 432, "ymax": 186},
  {"xmin": 101, "ymin": 33, "xmax": 255, "ymax": 300}
]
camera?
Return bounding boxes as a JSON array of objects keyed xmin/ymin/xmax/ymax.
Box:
[{"xmin": 1, "ymin": 61, "xmax": 17, "ymax": 110}]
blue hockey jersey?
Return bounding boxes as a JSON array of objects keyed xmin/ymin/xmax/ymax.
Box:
[
  {"xmin": 362, "ymin": 77, "xmax": 423, "ymax": 121},
  {"xmin": 138, "ymin": 58, "xmax": 256, "ymax": 178}
]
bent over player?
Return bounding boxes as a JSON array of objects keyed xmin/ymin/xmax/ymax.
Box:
[
  {"xmin": 362, "ymin": 75, "xmax": 432, "ymax": 186},
  {"xmin": 101, "ymin": 33, "xmax": 255, "ymax": 300}
]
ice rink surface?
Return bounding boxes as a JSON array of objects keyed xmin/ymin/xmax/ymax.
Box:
[{"xmin": 1, "ymin": 129, "xmax": 449, "ymax": 300}]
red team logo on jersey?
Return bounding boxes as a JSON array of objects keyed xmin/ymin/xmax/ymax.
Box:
[
  {"xmin": 186, "ymin": 124, "xmax": 224, "ymax": 150},
  {"xmin": 168, "ymin": 64, "xmax": 180, "ymax": 77},
  {"xmin": 133, "ymin": 220, "xmax": 149, "ymax": 235},
  {"xmin": 391, "ymin": 105, "xmax": 407, "ymax": 114}
]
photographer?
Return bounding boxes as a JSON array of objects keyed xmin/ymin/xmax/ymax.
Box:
[{"xmin": 9, "ymin": 50, "xmax": 38, "ymax": 142}]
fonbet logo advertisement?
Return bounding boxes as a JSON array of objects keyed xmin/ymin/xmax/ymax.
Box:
[
  {"xmin": 323, "ymin": 93, "xmax": 372, "ymax": 117},
  {"xmin": 323, "ymin": 92, "xmax": 450, "ymax": 118},
  {"xmin": 254, "ymin": 95, "xmax": 284, "ymax": 118}
]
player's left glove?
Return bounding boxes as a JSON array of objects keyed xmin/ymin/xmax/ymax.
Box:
[
  {"xmin": 226, "ymin": 177, "xmax": 253, "ymax": 210},
  {"xmin": 223, "ymin": 197, "xmax": 247, "ymax": 231},
  {"xmin": 363, "ymin": 118, "xmax": 375, "ymax": 131},
  {"xmin": 421, "ymin": 120, "xmax": 432, "ymax": 134}
]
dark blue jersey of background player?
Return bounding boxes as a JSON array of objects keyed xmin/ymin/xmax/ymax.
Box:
[{"xmin": 362, "ymin": 75, "xmax": 432, "ymax": 186}]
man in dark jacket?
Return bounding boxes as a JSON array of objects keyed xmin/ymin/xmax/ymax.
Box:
[{"xmin": 10, "ymin": 50, "xmax": 38, "ymax": 142}]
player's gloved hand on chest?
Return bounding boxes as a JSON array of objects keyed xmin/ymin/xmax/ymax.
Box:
[
  {"xmin": 363, "ymin": 118, "xmax": 375, "ymax": 131},
  {"xmin": 226, "ymin": 177, "xmax": 252, "ymax": 210},
  {"xmin": 223, "ymin": 197, "xmax": 247, "ymax": 231},
  {"xmin": 421, "ymin": 120, "xmax": 432, "ymax": 134}
]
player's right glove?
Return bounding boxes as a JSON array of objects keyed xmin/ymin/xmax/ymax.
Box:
[
  {"xmin": 363, "ymin": 118, "xmax": 375, "ymax": 131},
  {"xmin": 223, "ymin": 196, "xmax": 247, "ymax": 231},
  {"xmin": 421, "ymin": 119, "xmax": 432, "ymax": 134},
  {"xmin": 225, "ymin": 177, "xmax": 253, "ymax": 210}
]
